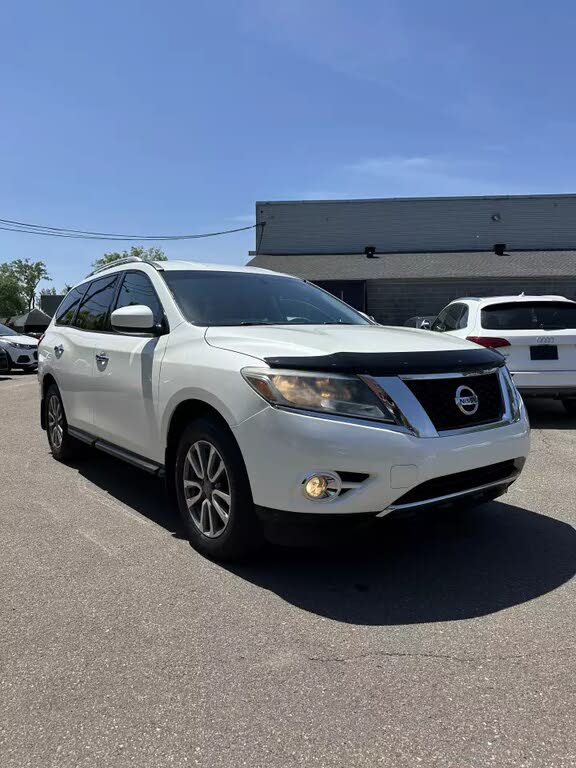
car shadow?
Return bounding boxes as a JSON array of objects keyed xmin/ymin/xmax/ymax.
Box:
[
  {"xmin": 225, "ymin": 502, "xmax": 576, "ymax": 625},
  {"xmin": 525, "ymin": 398, "xmax": 576, "ymax": 429},
  {"xmin": 75, "ymin": 450, "xmax": 187, "ymax": 539},
  {"xmin": 0, "ymin": 370, "xmax": 36, "ymax": 381},
  {"xmin": 73, "ymin": 449, "xmax": 576, "ymax": 625}
]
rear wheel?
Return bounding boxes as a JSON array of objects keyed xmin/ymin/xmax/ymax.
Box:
[
  {"xmin": 44, "ymin": 384, "xmax": 83, "ymax": 461},
  {"xmin": 562, "ymin": 398, "xmax": 576, "ymax": 416},
  {"xmin": 174, "ymin": 418, "xmax": 263, "ymax": 561}
]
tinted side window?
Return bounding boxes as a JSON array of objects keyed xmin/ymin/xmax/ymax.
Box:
[
  {"xmin": 75, "ymin": 275, "xmax": 119, "ymax": 331},
  {"xmin": 432, "ymin": 307, "xmax": 451, "ymax": 332},
  {"xmin": 55, "ymin": 286, "xmax": 87, "ymax": 326},
  {"xmin": 456, "ymin": 304, "xmax": 469, "ymax": 329},
  {"xmin": 114, "ymin": 272, "xmax": 164, "ymax": 326}
]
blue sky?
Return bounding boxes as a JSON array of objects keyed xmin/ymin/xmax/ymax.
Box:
[{"xmin": 1, "ymin": 0, "xmax": 576, "ymax": 290}]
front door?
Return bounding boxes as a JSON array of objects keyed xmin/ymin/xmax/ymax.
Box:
[{"xmin": 90, "ymin": 271, "xmax": 169, "ymax": 460}]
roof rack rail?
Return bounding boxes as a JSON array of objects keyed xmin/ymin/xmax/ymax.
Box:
[
  {"xmin": 88, "ymin": 255, "xmax": 143, "ymax": 276},
  {"xmin": 87, "ymin": 255, "xmax": 165, "ymax": 277}
]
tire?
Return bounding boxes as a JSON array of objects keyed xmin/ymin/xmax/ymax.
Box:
[
  {"xmin": 174, "ymin": 417, "xmax": 263, "ymax": 561},
  {"xmin": 562, "ymin": 398, "xmax": 576, "ymax": 416},
  {"xmin": 44, "ymin": 384, "xmax": 83, "ymax": 462}
]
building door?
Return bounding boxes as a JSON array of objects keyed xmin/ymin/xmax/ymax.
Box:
[{"xmin": 313, "ymin": 280, "xmax": 367, "ymax": 312}]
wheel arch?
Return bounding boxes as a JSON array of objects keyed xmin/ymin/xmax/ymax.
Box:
[
  {"xmin": 40, "ymin": 373, "xmax": 58, "ymax": 430},
  {"xmin": 164, "ymin": 398, "xmax": 244, "ymax": 499}
]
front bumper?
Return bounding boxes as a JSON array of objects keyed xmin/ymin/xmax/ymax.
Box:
[
  {"xmin": 4, "ymin": 350, "xmax": 37, "ymax": 369},
  {"xmin": 232, "ymin": 405, "xmax": 530, "ymax": 516}
]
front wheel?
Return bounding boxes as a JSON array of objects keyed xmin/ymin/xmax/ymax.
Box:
[
  {"xmin": 562, "ymin": 398, "xmax": 576, "ymax": 416},
  {"xmin": 174, "ymin": 418, "xmax": 263, "ymax": 561}
]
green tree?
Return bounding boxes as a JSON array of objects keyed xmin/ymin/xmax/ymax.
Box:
[
  {"xmin": 39, "ymin": 286, "xmax": 58, "ymax": 296},
  {"xmin": 8, "ymin": 258, "xmax": 51, "ymax": 310},
  {"xmin": 0, "ymin": 264, "xmax": 26, "ymax": 317},
  {"xmin": 92, "ymin": 245, "xmax": 167, "ymax": 271}
]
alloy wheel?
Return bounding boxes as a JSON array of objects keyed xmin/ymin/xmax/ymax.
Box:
[
  {"xmin": 183, "ymin": 440, "xmax": 231, "ymax": 538},
  {"xmin": 47, "ymin": 394, "xmax": 64, "ymax": 450}
]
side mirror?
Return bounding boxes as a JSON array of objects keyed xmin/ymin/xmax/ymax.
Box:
[
  {"xmin": 420, "ymin": 319, "xmax": 431, "ymax": 330},
  {"xmin": 111, "ymin": 305, "xmax": 156, "ymax": 333}
]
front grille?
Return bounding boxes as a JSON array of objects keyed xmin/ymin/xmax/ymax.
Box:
[
  {"xmin": 392, "ymin": 459, "xmax": 521, "ymax": 507},
  {"xmin": 405, "ymin": 372, "xmax": 504, "ymax": 431}
]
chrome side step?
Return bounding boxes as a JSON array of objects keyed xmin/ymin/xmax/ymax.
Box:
[{"xmin": 68, "ymin": 427, "xmax": 165, "ymax": 477}]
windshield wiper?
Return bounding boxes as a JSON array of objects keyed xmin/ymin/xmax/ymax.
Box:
[{"xmin": 238, "ymin": 321, "xmax": 276, "ymax": 326}]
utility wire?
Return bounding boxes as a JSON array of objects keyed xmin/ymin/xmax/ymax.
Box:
[{"xmin": 0, "ymin": 217, "xmax": 261, "ymax": 241}]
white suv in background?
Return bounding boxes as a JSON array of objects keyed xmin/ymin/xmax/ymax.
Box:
[
  {"xmin": 432, "ymin": 295, "xmax": 576, "ymax": 414},
  {"xmin": 0, "ymin": 322, "xmax": 39, "ymax": 372},
  {"xmin": 38, "ymin": 257, "xmax": 529, "ymax": 560}
]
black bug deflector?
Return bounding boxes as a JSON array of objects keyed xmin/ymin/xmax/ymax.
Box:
[{"xmin": 263, "ymin": 348, "xmax": 506, "ymax": 376}]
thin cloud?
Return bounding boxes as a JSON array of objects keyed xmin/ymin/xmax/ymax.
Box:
[
  {"xmin": 342, "ymin": 154, "xmax": 529, "ymax": 197},
  {"xmin": 348, "ymin": 156, "xmax": 441, "ymax": 175}
]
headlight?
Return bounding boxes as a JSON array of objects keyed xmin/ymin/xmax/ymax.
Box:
[
  {"xmin": 7, "ymin": 341, "xmax": 23, "ymax": 348},
  {"xmin": 502, "ymin": 367, "xmax": 523, "ymax": 422},
  {"xmin": 241, "ymin": 368, "xmax": 398, "ymax": 423}
]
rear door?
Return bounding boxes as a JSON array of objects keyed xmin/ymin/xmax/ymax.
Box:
[
  {"xmin": 66, "ymin": 274, "xmax": 121, "ymax": 429},
  {"xmin": 44, "ymin": 283, "xmax": 92, "ymax": 430},
  {"xmin": 480, "ymin": 300, "xmax": 576, "ymax": 373}
]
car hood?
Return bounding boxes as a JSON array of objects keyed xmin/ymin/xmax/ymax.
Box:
[
  {"xmin": 0, "ymin": 333, "xmax": 38, "ymax": 345},
  {"xmin": 205, "ymin": 324, "xmax": 480, "ymax": 361}
]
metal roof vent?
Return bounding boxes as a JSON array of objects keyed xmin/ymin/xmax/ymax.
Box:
[
  {"xmin": 493, "ymin": 243, "xmax": 507, "ymax": 256},
  {"xmin": 364, "ymin": 246, "xmax": 378, "ymax": 259}
]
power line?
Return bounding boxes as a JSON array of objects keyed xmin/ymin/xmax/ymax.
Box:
[{"xmin": 0, "ymin": 217, "xmax": 261, "ymax": 241}]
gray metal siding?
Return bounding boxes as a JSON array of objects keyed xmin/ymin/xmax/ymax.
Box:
[
  {"xmin": 256, "ymin": 196, "xmax": 576, "ymax": 255},
  {"xmin": 367, "ymin": 278, "xmax": 576, "ymax": 326}
]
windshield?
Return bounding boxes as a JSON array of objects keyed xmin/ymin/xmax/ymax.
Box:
[
  {"xmin": 481, "ymin": 301, "xmax": 576, "ymax": 331},
  {"xmin": 162, "ymin": 271, "xmax": 369, "ymax": 327},
  {"xmin": 0, "ymin": 323, "xmax": 16, "ymax": 336}
]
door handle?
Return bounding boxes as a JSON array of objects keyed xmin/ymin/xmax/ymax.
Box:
[
  {"xmin": 54, "ymin": 344, "xmax": 64, "ymax": 355},
  {"xmin": 95, "ymin": 352, "xmax": 109, "ymax": 363}
]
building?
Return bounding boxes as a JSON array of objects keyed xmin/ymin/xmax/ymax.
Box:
[
  {"xmin": 39, "ymin": 294, "xmax": 65, "ymax": 318},
  {"xmin": 247, "ymin": 194, "xmax": 576, "ymax": 325},
  {"xmin": 1, "ymin": 308, "xmax": 51, "ymax": 335}
]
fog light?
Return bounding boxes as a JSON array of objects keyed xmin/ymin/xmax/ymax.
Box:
[
  {"xmin": 305, "ymin": 475, "xmax": 328, "ymax": 499},
  {"xmin": 301, "ymin": 471, "xmax": 341, "ymax": 501}
]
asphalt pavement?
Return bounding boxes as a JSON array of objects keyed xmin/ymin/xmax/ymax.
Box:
[{"xmin": 1, "ymin": 371, "xmax": 575, "ymax": 767}]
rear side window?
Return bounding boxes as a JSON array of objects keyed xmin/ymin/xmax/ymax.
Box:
[
  {"xmin": 456, "ymin": 305, "xmax": 469, "ymax": 329},
  {"xmin": 55, "ymin": 286, "xmax": 87, "ymax": 326},
  {"xmin": 74, "ymin": 275, "xmax": 119, "ymax": 331},
  {"xmin": 113, "ymin": 271, "xmax": 164, "ymax": 326},
  {"xmin": 432, "ymin": 303, "xmax": 466, "ymax": 332},
  {"xmin": 481, "ymin": 301, "xmax": 576, "ymax": 330}
]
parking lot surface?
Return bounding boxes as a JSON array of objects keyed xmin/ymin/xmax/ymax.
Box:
[{"xmin": 1, "ymin": 371, "xmax": 575, "ymax": 767}]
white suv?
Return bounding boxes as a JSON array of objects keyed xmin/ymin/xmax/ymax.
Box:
[
  {"xmin": 0, "ymin": 322, "xmax": 39, "ymax": 372},
  {"xmin": 38, "ymin": 257, "xmax": 530, "ymax": 560},
  {"xmin": 432, "ymin": 295, "xmax": 576, "ymax": 414}
]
